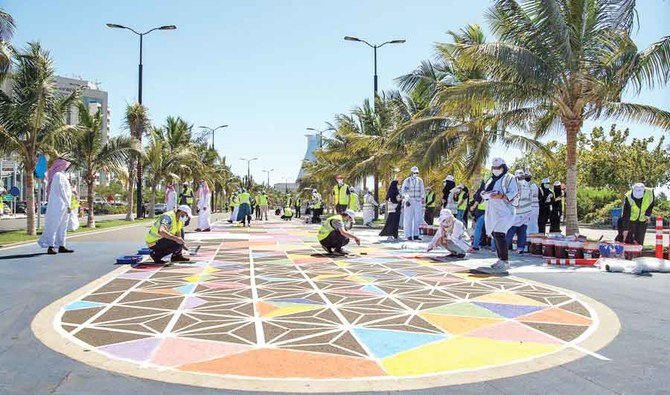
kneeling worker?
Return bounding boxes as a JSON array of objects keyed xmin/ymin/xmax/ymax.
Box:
[
  {"xmin": 426, "ymin": 209, "xmax": 471, "ymax": 258},
  {"xmin": 146, "ymin": 204, "xmax": 193, "ymax": 264},
  {"xmin": 317, "ymin": 209, "xmax": 360, "ymax": 255}
]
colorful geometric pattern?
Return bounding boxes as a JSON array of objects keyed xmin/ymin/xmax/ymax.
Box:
[{"xmin": 34, "ymin": 220, "xmax": 618, "ymax": 392}]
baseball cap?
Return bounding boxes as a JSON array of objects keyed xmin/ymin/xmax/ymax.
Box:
[{"xmin": 343, "ymin": 209, "xmax": 356, "ymax": 219}]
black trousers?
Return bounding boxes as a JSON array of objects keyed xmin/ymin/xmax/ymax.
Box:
[
  {"xmin": 549, "ymin": 210, "xmax": 561, "ymax": 232},
  {"xmin": 625, "ymin": 221, "xmax": 647, "ymax": 244},
  {"xmin": 295, "ymin": 205, "xmax": 301, "ymax": 218},
  {"xmin": 312, "ymin": 208, "xmax": 323, "ymax": 223},
  {"xmin": 492, "ymin": 232, "xmax": 508, "ymax": 262},
  {"xmin": 150, "ymin": 238, "xmax": 183, "ymax": 259},
  {"xmin": 320, "ymin": 230, "xmax": 350, "ymax": 250},
  {"xmin": 424, "ymin": 207, "xmax": 435, "ymax": 225},
  {"xmin": 538, "ymin": 209, "xmax": 550, "ymax": 234}
]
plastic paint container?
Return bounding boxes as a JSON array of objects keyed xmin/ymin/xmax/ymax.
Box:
[
  {"xmin": 566, "ymin": 241, "xmax": 584, "ymax": 259},
  {"xmin": 623, "ymin": 244, "xmax": 643, "ymax": 260},
  {"xmin": 554, "ymin": 239, "xmax": 568, "ymax": 259},
  {"xmin": 542, "ymin": 238, "xmax": 555, "ymax": 257},
  {"xmin": 583, "ymin": 242, "xmax": 600, "ymax": 259}
]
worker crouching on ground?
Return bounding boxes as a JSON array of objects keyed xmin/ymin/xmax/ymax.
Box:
[
  {"xmin": 281, "ymin": 206, "xmax": 294, "ymax": 221},
  {"xmin": 317, "ymin": 209, "xmax": 360, "ymax": 255},
  {"xmin": 426, "ymin": 209, "xmax": 471, "ymax": 258},
  {"xmin": 145, "ymin": 204, "xmax": 193, "ymax": 264}
]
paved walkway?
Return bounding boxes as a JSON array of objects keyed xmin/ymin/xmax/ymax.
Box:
[{"xmin": 31, "ymin": 219, "xmax": 618, "ymax": 393}]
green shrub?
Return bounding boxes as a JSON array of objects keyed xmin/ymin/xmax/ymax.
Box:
[{"xmin": 576, "ymin": 187, "xmax": 620, "ymax": 221}]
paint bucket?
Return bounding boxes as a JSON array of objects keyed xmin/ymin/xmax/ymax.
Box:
[
  {"xmin": 531, "ymin": 236, "xmax": 545, "ymax": 255},
  {"xmin": 624, "ymin": 244, "xmax": 643, "ymax": 260},
  {"xmin": 542, "ymin": 238, "xmax": 555, "ymax": 257},
  {"xmin": 583, "ymin": 242, "xmax": 600, "ymax": 259},
  {"xmin": 554, "ymin": 239, "xmax": 568, "ymax": 259},
  {"xmin": 567, "ymin": 241, "xmax": 584, "ymax": 259}
]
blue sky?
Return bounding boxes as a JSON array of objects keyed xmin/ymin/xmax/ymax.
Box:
[{"xmin": 6, "ymin": 0, "xmax": 670, "ymax": 184}]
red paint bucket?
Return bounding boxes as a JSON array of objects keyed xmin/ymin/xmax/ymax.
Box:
[
  {"xmin": 542, "ymin": 239, "xmax": 555, "ymax": 257},
  {"xmin": 567, "ymin": 241, "xmax": 584, "ymax": 259}
]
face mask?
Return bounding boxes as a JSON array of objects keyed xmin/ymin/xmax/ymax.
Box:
[
  {"xmin": 543, "ymin": 183, "xmax": 550, "ymax": 189},
  {"xmin": 492, "ymin": 169, "xmax": 503, "ymax": 177},
  {"xmin": 411, "ymin": 173, "xmax": 418, "ymax": 179},
  {"xmin": 337, "ymin": 180, "xmax": 343, "ymax": 185},
  {"xmin": 632, "ymin": 189, "xmax": 644, "ymax": 199},
  {"xmin": 180, "ymin": 215, "xmax": 188, "ymax": 222},
  {"xmin": 525, "ymin": 176, "xmax": 531, "ymax": 182}
]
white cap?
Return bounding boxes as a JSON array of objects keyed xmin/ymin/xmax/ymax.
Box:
[
  {"xmin": 554, "ymin": 181, "xmax": 562, "ymax": 186},
  {"xmin": 633, "ymin": 182, "xmax": 645, "ymax": 190},
  {"xmin": 514, "ymin": 169, "xmax": 525, "ymax": 177},
  {"xmin": 411, "ymin": 166, "xmax": 419, "ymax": 173},
  {"xmin": 177, "ymin": 204, "xmax": 193, "ymax": 218},
  {"xmin": 456, "ymin": 183, "xmax": 465, "ymax": 189},
  {"xmin": 491, "ymin": 157, "xmax": 505, "ymax": 167},
  {"xmin": 343, "ymin": 209, "xmax": 356, "ymax": 219},
  {"xmin": 445, "ymin": 175, "xmax": 454, "ymax": 181},
  {"xmin": 541, "ymin": 178, "xmax": 551, "ymax": 184}
]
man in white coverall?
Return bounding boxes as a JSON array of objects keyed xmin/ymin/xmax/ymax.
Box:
[{"xmin": 401, "ymin": 166, "xmax": 425, "ymax": 241}]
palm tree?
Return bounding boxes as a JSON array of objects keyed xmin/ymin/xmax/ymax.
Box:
[
  {"xmin": 396, "ymin": 23, "xmax": 543, "ymax": 189},
  {"xmin": 67, "ymin": 102, "xmax": 140, "ymax": 227},
  {"xmin": 123, "ymin": 103, "xmax": 149, "ymax": 221},
  {"xmin": 0, "ymin": 8, "xmax": 15, "ymax": 79},
  {"xmin": 443, "ymin": 0, "xmax": 670, "ymax": 234},
  {"xmin": 0, "ymin": 42, "xmax": 79, "ymax": 235}
]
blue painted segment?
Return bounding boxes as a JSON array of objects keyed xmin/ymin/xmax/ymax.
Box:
[
  {"xmin": 352, "ymin": 328, "xmax": 446, "ymax": 359},
  {"xmin": 361, "ymin": 285, "xmax": 386, "ymax": 296},
  {"xmin": 64, "ymin": 300, "xmax": 105, "ymax": 311},
  {"xmin": 174, "ymin": 284, "xmax": 196, "ymax": 294}
]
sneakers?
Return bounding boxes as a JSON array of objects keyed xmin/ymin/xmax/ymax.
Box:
[
  {"xmin": 333, "ymin": 248, "xmax": 347, "ymax": 256},
  {"xmin": 195, "ymin": 228, "xmax": 202, "ymax": 232},
  {"xmin": 413, "ymin": 236, "xmax": 422, "ymax": 241},
  {"xmin": 321, "ymin": 245, "xmax": 333, "ymax": 255},
  {"xmin": 47, "ymin": 247, "xmax": 57, "ymax": 255},
  {"xmin": 58, "ymin": 246, "xmax": 74, "ymax": 253},
  {"xmin": 150, "ymin": 252, "xmax": 166, "ymax": 264},
  {"xmin": 490, "ymin": 260, "xmax": 510, "ymax": 271},
  {"xmin": 386, "ymin": 236, "xmax": 397, "ymax": 242}
]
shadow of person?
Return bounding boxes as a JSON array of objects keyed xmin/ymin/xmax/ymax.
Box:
[{"xmin": 0, "ymin": 252, "xmax": 48, "ymax": 260}]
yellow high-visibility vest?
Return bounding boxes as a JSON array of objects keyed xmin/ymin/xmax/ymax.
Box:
[
  {"xmin": 425, "ymin": 191, "xmax": 436, "ymax": 208},
  {"xmin": 318, "ymin": 215, "xmax": 342, "ymax": 241},
  {"xmin": 348, "ymin": 193, "xmax": 359, "ymax": 210},
  {"xmin": 239, "ymin": 192, "xmax": 251, "ymax": 205},
  {"xmin": 333, "ymin": 184, "xmax": 350, "ymax": 205},
  {"xmin": 626, "ymin": 188, "xmax": 654, "ymax": 222},
  {"xmin": 258, "ymin": 194, "xmax": 268, "ymax": 206},
  {"xmin": 145, "ymin": 211, "xmax": 183, "ymax": 246}
]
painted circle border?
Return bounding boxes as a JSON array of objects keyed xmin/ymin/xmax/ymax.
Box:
[{"xmin": 32, "ymin": 266, "xmax": 620, "ymax": 393}]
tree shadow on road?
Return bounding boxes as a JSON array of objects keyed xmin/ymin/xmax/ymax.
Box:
[{"xmin": 0, "ymin": 252, "xmax": 48, "ymax": 260}]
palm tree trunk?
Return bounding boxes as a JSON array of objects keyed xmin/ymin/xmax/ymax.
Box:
[
  {"xmin": 125, "ymin": 159, "xmax": 135, "ymax": 221},
  {"xmin": 564, "ymin": 119, "xmax": 581, "ymax": 235},
  {"xmin": 471, "ymin": 163, "xmax": 482, "ymax": 191},
  {"xmin": 149, "ymin": 185, "xmax": 156, "ymax": 219},
  {"xmin": 86, "ymin": 178, "xmax": 96, "ymax": 228},
  {"xmin": 373, "ymin": 172, "xmax": 379, "ymax": 220},
  {"xmin": 25, "ymin": 164, "xmax": 36, "ymax": 236}
]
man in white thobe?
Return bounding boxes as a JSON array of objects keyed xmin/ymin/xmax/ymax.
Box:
[
  {"xmin": 362, "ymin": 189, "xmax": 378, "ymax": 227},
  {"xmin": 38, "ymin": 158, "xmax": 74, "ymax": 255},
  {"xmin": 196, "ymin": 180, "xmax": 212, "ymax": 232},
  {"xmin": 401, "ymin": 166, "xmax": 425, "ymax": 241},
  {"xmin": 525, "ymin": 170, "xmax": 540, "ymax": 234},
  {"xmin": 165, "ymin": 184, "xmax": 177, "ymax": 211}
]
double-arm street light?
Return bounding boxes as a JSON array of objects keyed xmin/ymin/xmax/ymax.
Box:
[
  {"xmin": 240, "ymin": 157, "xmax": 258, "ymax": 189},
  {"xmin": 262, "ymin": 169, "xmax": 275, "ymax": 187},
  {"xmin": 343, "ymin": 36, "xmax": 405, "ymax": 106},
  {"xmin": 306, "ymin": 127, "xmax": 333, "ymax": 148},
  {"xmin": 107, "ymin": 22, "xmax": 176, "ymax": 218},
  {"xmin": 199, "ymin": 124, "xmax": 229, "ymax": 149}
]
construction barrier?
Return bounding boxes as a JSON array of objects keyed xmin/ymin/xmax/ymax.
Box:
[
  {"xmin": 656, "ymin": 215, "xmax": 664, "ymax": 259},
  {"xmin": 546, "ymin": 258, "xmax": 598, "ymax": 266}
]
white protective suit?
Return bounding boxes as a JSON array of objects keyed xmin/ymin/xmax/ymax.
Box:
[
  {"xmin": 483, "ymin": 173, "xmax": 519, "ymax": 236},
  {"xmin": 401, "ymin": 175, "xmax": 425, "ymax": 239},
  {"xmin": 362, "ymin": 193, "xmax": 378, "ymax": 225},
  {"xmin": 427, "ymin": 211, "xmax": 471, "ymax": 254},
  {"xmin": 38, "ymin": 172, "xmax": 72, "ymax": 248},
  {"xmin": 512, "ymin": 179, "xmax": 532, "ymax": 228},
  {"xmin": 527, "ymin": 181, "xmax": 540, "ymax": 234},
  {"xmin": 197, "ymin": 182, "xmax": 212, "ymax": 230}
]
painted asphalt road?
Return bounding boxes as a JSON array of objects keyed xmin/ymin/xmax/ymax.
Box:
[{"xmin": 0, "ymin": 219, "xmax": 668, "ymax": 394}]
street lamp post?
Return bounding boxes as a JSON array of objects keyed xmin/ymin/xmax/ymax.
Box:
[
  {"xmin": 107, "ymin": 23, "xmax": 176, "ymax": 219},
  {"xmin": 344, "ymin": 36, "xmax": 405, "ymax": 106},
  {"xmin": 199, "ymin": 124, "xmax": 229, "ymax": 150},
  {"xmin": 262, "ymin": 169, "xmax": 275, "ymax": 187},
  {"xmin": 240, "ymin": 157, "xmax": 258, "ymax": 189},
  {"xmin": 306, "ymin": 127, "xmax": 333, "ymax": 148}
]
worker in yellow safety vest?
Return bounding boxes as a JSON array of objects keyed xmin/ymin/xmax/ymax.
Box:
[
  {"xmin": 317, "ymin": 209, "xmax": 360, "ymax": 255},
  {"xmin": 228, "ymin": 191, "xmax": 240, "ymax": 223},
  {"xmin": 455, "ymin": 184, "xmax": 470, "ymax": 227},
  {"xmin": 145, "ymin": 204, "xmax": 193, "ymax": 264},
  {"xmin": 258, "ymin": 191, "xmax": 269, "ymax": 221},
  {"xmin": 179, "ymin": 182, "xmax": 194, "ymax": 207},
  {"xmin": 311, "ymin": 189, "xmax": 324, "ymax": 223},
  {"xmin": 348, "ymin": 187, "xmax": 360, "ymax": 212},
  {"xmin": 294, "ymin": 194, "xmax": 302, "ymax": 219},
  {"xmin": 332, "ymin": 175, "xmax": 350, "ymax": 214},
  {"xmin": 622, "ymin": 183, "xmax": 655, "ymax": 244},
  {"xmin": 424, "ymin": 186, "xmax": 436, "ymax": 225}
]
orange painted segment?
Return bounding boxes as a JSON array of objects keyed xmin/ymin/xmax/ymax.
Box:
[
  {"xmin": 420, "ymin": 313, "xmax": 503, "ymax": 335},
  {"xmin": 256, "ymin": 301, "xmax": 278, "ymax": 317},
  {"xmin": 516, "ymin": 307, "xmax": 592, "ymax": 326},
  {"xmin": 178, "ymin": 348, "xmax": 387, "ymax": 378}
]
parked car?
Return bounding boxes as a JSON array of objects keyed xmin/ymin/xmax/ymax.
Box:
[{"xmin": 15, "ymin": 201, "xmax": 27, "ymax": 214}]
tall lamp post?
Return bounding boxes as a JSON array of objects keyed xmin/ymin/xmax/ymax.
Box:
[
  {"xmin": 306, "ymin": 127, "xmax": 333, "ymax": 148},
  {"xmin": 240, "ymin": 157, "xmax": 258, "ymax": 189},
  {"xmin": 344, "ymin": 36, "xmax": 405, "ymax": 106},
  {"xmin": 107, "ymin": 23, "xmax": 176, "ymax": 219},
  {"xmin": 199, "ymin": 124, "xmax": 229, "ymax": 149},
  {"xmin": 262, "ymin": 169, "xmax": 275, "ymax": 187}
]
